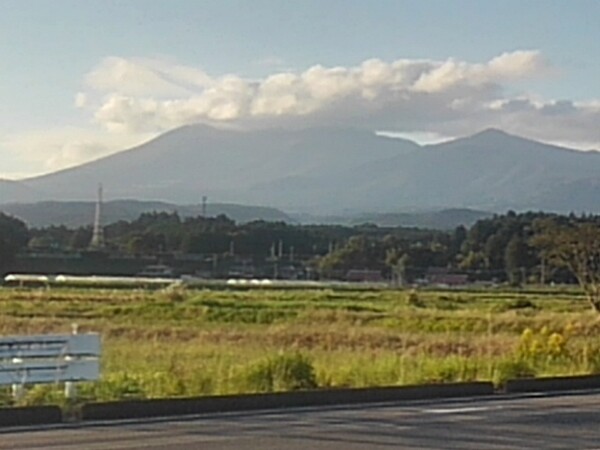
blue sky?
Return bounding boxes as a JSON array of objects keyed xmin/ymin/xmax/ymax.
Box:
[{"xmin": 1, "ymin": 0, "xmax": 599, "ymax": 178}]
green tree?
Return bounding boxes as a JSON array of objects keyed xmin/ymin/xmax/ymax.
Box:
[
  {"xmin": 318, "ymin": 235, "xmax": 386, "ymax": 278},
  {"xmin": 532, "ymin": 222, "xmax": 600, "ymax": 312},
  {"xmin": 69, "ymin": 227, "xmax": 92, "ymax": 250},
  {"xmin": 126, "ymin": 232, "xmax": 167, "ymax": 254},
  {"xmin": 386, "ymin": 248, "xmax": 409, "ymax": 286},
  {"xmin": 0, "ymin": 213, "xmax": 29, "ymax": 274},
  {"xmin": 504, "ymin": 235, "xmax": 530, "ymax": 286}
]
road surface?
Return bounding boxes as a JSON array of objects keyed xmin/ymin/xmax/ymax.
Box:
[{"xmin": 2, "ymin": 392, "xmax": 600, "ymax": 449}]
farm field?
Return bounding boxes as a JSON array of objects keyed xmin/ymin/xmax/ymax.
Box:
[{"xmin": 1, "ymin": 285, "xmax": 600, "ymax": 407}]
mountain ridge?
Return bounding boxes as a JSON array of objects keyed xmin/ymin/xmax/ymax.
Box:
[{"xmin": 3, "ymin": 125, "xmax": 599, "ymax": 214}]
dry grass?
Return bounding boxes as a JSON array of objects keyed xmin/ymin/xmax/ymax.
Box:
[{"xmin": 1, "ymin": 285, "xmax": 599, "ymax": 406}]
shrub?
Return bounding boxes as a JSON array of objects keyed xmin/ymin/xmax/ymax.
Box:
[
  {"xmin": 20, "ymin": 384, "xmax": 66, "ymax": 407},
  {"xmin": 508, "ymin": 299, "xmax": 536, "ymax": 310},
  {"xmin": 493, "ymin": 359, "xmax": 536, "ymax": 386},
  {"xmin": 407, "ymin": 290, "xmax": 426, "ymax": 308},
  {"xmin": 88, "ymin": 372, "xmax": 147, "ymax": 401},
  {"xmin": 0, "ymin": 388, "xmax": 12, "ymax": 407},
  {"xmin": 420, "ymin": 357, "xmax": 479, "ymax": 383},
  {"xmin": 234, "ymin": 352, "xmax": 317, "ymax": 393},
  {"xmin": 582, "ymin": 344, "xmax": 600, "ymax": 374},
  {"xmin": 160, "ymin": 283, "xmax": 187, "ymax": 303},
  {"xmin": 518, "ymin": 326, "xmax": 569, "ymax": 362}
]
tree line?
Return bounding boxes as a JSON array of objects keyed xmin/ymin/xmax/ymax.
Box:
[{"xmin": 3, "ymin": 210, "xmax": 600, "ymax": 309}]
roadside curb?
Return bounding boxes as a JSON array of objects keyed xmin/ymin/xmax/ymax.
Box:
[
  {"xmin": 81, "ymin": 382, "xmax": 494, "ymax": 421},
  {"xmin": 5, "ymin": 375, "xmax": 600, "ymax": 427},
  {"xmin": 0, "ymin": 406, "xmax": 62, "ymax": 428},
  {"xmin": 504, "ymin": 374, "xmax": 600, "ymax": 393}
]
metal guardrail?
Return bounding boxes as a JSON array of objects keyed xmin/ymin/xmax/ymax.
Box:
[{"xmin": 0, "ymin": 333, "xmax": 101, "ymax": 400}]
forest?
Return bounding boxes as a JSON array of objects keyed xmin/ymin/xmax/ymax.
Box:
[{"xmin": 2, "ymin": 210, "xmax": 600, "ymax": 290}]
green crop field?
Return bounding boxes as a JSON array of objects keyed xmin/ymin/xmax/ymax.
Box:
[{"xmin": 1, "ymin": 285, "xmax": 600, "ymax": 407}]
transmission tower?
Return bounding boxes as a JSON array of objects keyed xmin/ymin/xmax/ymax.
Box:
[
  {"xmin": 89, "ymin": 184, "xmax": 105, "ymax": 249},
  {"xmin": 201, "ymin": 196, "xmax": 208, "ymax": 217}
]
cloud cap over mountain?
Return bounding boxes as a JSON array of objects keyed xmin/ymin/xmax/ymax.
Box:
[
  {"xmin": 5, "ymin": 50, "xmax": 596, "ymax": 178},
  {"xmin": 81, "ymin": 51, "xmax": 599, "ymax": 146}
]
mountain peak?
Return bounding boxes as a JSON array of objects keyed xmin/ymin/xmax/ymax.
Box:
[
  {"xmin": 470, "ymin": 128, "xmax": 514, "ymax": 139},
  {"xmin": 456, "ymin": 128, "xmax": 545, "ymax": 148},
  {"xmin": 473, "ymin": 128, "xmax": 511, "ymax": 136}
]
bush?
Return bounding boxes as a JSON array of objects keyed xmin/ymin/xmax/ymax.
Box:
[
  {"xmin": 20, "ymin": 384, "xmax": 66, "ymax": 407},
  {"xmin": 508, "ymin": 299, "xmax": 536, "ymax": 310},
  {"xmin": 234, "ymin": 352, "xmax": 317, "ymax": 393},
  {"xmin": 86, "ymin": 372, "xmax": 147, "ymax": 401},
  {"xmin": 407, "ymin": 290, "xmax": 426, "ymax": 308},
  {"xmin": 420, "ymin": 357, "xmax": 479, "ymax": 383},
  {"xmin": 582, "ymin": 344, "xmax": 600, "ymax": 374},
  {"xmin": 493, "ymin": 359, "xmax": 536, "ymax": 386},
  {"xmin": 518, "ymin": 327, "xmax": 569, "ymax": 362},
  {"xmin": 160, "ymin": 283, "xmax": 187, "ymax": 303}
]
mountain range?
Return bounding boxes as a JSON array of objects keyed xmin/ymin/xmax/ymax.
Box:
[
  {"xmin": 0, "ymin": 200, "xmax": 293, "ymax": 228},
  {"xmin": 0, "ymin": 200, "xmax": 490, "ymax": 230},
  {"xmin": 2, "ymin": 125, "xmax": 599, "ymax": 215}
]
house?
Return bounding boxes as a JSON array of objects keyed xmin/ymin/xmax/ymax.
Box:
[
  {"xmin": 425, "ymin": 267, "xmax": 468, "ymax": 286},
  {"xmin": 346, "ymin": 269, "xmax": 384, "ymax": 283}
]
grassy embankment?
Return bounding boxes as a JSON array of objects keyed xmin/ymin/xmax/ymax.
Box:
[{"xmin": 1, "ymin": 285, "xmax": 600, "ymax": 407}]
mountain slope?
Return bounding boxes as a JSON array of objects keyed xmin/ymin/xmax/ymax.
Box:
[
  {"xmin": 316, "ymin": 129, "xmax": 600, "ymax": 212},
  {"xmin": 5, "ymin": 125, "xmax": 600, "ymax": 214},
  {"xmin": 18, "ymin": 125, "xmax": 417, "ymax": 204},
  {"xmin": 0, "ymin": 180, "xmax": 39, "ymax": 204}
]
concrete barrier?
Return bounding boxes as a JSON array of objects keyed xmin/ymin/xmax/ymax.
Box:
[
  {"xmin": 81, "ymin": 381, "xmax": 494, "ymax": 421},
  {"xmin": 505, "ymin": 374, "xmax": 600, "ymax": 393},
  {"xmin": 0, "ymin": 406, "xmax": 62, "ymax": 428}
]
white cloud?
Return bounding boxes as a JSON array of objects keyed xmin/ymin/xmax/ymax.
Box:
[
  {"xmin": 377, "ymin": 130, "xmax": 453, "ymax": 145},
  {"xmin": 1, "ymin": 127, "xmax": 156, "ymax": 176},
  {"xmin": 4, "ymin": 50, "xmax": 599, "ymax": 179},
  {"xmin": 84, "ymin": 56, "xmax": 213, "ymax": 98},
  {"xmin": 80, "ymin": 50, "xmax": 589, "ymax": 143},
  {"xmin": 74, "ymin": 92, "xmax": 88, "ymax": 108}
]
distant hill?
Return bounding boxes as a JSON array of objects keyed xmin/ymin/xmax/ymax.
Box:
[
  {"xmin": 3, "ymin": 125, "xmax": 600, "ymax": 214},
  {"xmin": 0, "ymin": 200, "xmax": 293, "ymax": 228},
  {"xmin": 348, "ymin": 208, "xmax": 492, "ymax": 229},
  {"xmin": 292, "ymin": 208, "xmax": 492, "ymax": 229}
]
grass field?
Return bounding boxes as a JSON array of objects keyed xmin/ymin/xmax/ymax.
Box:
[{"xmin": 1, "ymin": 284, "xmax": 600, "ymax": 407}]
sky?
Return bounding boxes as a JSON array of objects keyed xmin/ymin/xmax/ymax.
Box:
[{"xmin": 1, "ymin": 0, "xmax": 599, "ymax": 179}]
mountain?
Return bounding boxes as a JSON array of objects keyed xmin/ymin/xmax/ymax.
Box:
[
  {"xmin": 292, "ymin": 208, "xmax": 492, "ymax": 229},
  {"xmin": 13, "ymin": 126, "xmax": 416, "ymax": 206},
  {"xmin": 0, "ymin": 179, "xmax": 37, "ymax": 204},
  {"xmin": 3, "ymin": 125, "xmax": 600, "ymax": 214},
  {"xmin": 326, "ymin": 128, "xmax": 600, "ymax": 212},
  {"xmin": 0, "ymin": 200, "xmax": 293, "ymax": 228},
  {"xmin": 348, "ymin": 208, "xmax": 492, "ymax": 229}
]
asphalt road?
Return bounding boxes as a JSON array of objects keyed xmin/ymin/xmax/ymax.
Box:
[{"xmin": 2, "ymin": 392, "xmax": 600, "ymax": 449}]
